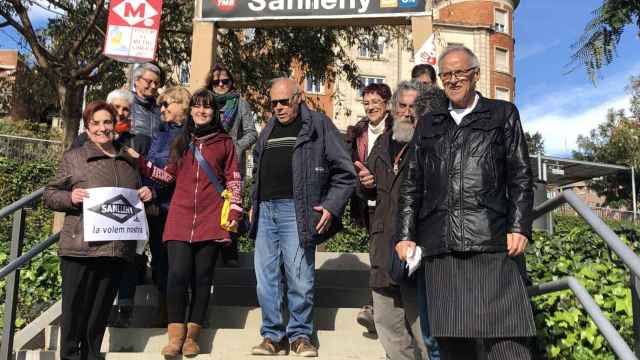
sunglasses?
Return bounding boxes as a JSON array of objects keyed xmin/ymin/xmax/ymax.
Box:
[
  {"xmin": 159, "ymin": 101, "xmax": 173, "ymax": 108},
  {"xmin": 212, "ymin": 79, "xmax": 231, "ymax": 86},
  {"xmin": 270, "ymin": 98, "xmax": 292, "ymax": 108}
]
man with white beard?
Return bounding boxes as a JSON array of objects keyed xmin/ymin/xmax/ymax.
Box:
[{"xmin": 355, "ymin": 81, "xmax": 447, "ymax": 360}]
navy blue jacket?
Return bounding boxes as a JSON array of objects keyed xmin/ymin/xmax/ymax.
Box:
[
  {"xmin": 249, "ymin": 103, "xmax": 356, "ymax": 248},
  {"xmin": 147, "ymin": 122, "xmax": 183, "ymax": 214}
]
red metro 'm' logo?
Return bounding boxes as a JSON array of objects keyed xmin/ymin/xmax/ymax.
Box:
[{"xmin": 214, "ymin": 0, "xmax": 237, "ymax": 13}]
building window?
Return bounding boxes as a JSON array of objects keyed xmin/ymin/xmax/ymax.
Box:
[
  {"xmin": 179, "ymin": 62, "xmax": 190, "ymax": 86},
  {"xmin": 495, "ymin": 87, "xmax": 510, "ymax": 101},
  {"xmin": 495, "ymin": 9, "xmax": 508, "ymax": 34},
  {"xmin": 359, "ymin": 76, "xmax": 385, "ymax": 97},
  {"xmin": 495, "ymin": 47, "xmax": 509, "ymax": 73},
  {"xmin": 305, "ymin": 75, "xmax": 324, "ymax": 94},
  {"xmin": 358, "ymin": 37, "xmax": 385, "ymax": 58}
]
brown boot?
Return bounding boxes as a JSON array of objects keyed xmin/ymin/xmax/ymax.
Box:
[
  {"xmin": 181, "ymin": 322, "xmax": 202, "ymax": 357},
  {"xmin": 161, "ymin": 323, "xmax": 186, "ymax": 358}
]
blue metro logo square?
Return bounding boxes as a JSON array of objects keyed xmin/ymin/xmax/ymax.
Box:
[{"xmin": 399, "ymin": 0, "xmax": 417, "ymax": 8}]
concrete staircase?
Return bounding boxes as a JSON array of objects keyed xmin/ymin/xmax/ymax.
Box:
[{"xmin": 15, "ymin": 252, "xmax": 385, "ymax": 360}]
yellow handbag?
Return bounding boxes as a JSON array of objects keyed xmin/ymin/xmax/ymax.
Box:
[{"xmin": 220, "ymin": 189, "xmax": 238, "ymax": 233}]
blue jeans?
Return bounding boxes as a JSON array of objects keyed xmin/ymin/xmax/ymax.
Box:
[{"xmin": 254, "ymin": 199, "xmax": 315, "ymax": 342}]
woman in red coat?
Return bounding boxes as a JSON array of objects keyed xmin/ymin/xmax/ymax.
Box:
[{"xmin": 132, "ymin": 89, "xmax": 242, "ymax": 357}]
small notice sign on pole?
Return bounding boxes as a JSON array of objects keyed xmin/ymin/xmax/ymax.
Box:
[{"xmin": 103, "ymin": 0, "xmax": 163, "ymax": 63}]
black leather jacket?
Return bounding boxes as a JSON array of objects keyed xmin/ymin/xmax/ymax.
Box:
[{"xmin": 397, "ymin": 95, "xmax": 533, "ymax": 256}]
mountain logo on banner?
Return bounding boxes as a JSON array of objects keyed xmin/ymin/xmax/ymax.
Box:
[
  {"xmin": 214, "ymin": 0, "xmax": 237, "ymax": 13},
  {"xmin": 88, "ymin": 194, "xmax": 143, "ymax": 224},
  {"xmin": 113, "ymin": 0, "xmax": 159, "ymax": 26}
]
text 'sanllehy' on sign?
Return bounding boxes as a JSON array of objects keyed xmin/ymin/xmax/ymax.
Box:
[{"xmin": 201, "ymin": 0, "xmax": 427, "ymax": 21}]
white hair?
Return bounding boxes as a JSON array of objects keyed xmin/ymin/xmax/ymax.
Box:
[
  {"xmin": 391, "ymin": 80, "xmax": 421, "ymax": 115},
  {"xmin": 133, "ymin": 63, "xmax": 161, "ymax": 80},
  {"xmin": 270, "ymin": 77, "xmax": 301, "ymax": 95},
  {"xmin": 437, "ymin": 45, "xmax": 480, "ymax": 72},
  {"xmin": 106, "ymin": 89, "xmax": 134, "ymax": 105}
]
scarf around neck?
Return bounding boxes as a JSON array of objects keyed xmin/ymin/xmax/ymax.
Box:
[{"xmin": 214, "ymin": 91, "xmax": 240, "ymax": 133}]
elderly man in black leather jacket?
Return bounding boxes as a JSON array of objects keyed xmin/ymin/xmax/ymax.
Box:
[{"xmin": 395, "ymin": 45, "xmax": 536, "ymax": 360}]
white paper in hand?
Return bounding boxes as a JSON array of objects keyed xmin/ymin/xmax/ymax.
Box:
[
  {"xmin": 83, "ymin": 187, "xmax": 149, "ymax": 242},
  {"xmin": 405, "ymin": 246, "xmax": 423, "ymax": 277}
]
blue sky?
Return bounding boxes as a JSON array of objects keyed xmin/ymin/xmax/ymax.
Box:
[
  {"xmin": 2, "ymin": 1, "xmax": 639, "ymax": 157},
  {"xmin": 514, "ymin": 0, "xmax": 640, "ymax": 156}
]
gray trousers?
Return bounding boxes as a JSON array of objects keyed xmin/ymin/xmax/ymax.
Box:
[{"xmin": 372, "ymin": 286, "xmax": 428, "ymax": 360}]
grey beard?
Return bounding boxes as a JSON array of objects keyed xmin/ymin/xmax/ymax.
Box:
[{"xmin": 392, "ymin": 121, "xmax": 414, "ymax": 143}]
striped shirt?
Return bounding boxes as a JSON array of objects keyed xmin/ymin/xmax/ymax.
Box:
[{"xmin": 259, "ymin": 118, "xmax": 303, "ymax": 201}]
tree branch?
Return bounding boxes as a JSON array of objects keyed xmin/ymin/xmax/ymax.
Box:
[
  {"xmin": 70, "ymin": 0, "xmax": 105, "ymax": 57},
  {"xmin": 74, "ymin": 53, "xmax": 108, "ymax": 80},
  {"xmin": 38, "ymin": 0, "xmax": 73, "ymax": 13},
  {"xmin": 3, "ymin": 0, "xmax": 55, "ymax": 70}
]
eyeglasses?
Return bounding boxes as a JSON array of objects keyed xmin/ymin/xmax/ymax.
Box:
[
  {"xmin": 159, "ymin": 101, "xmax": 173, "ymax": 108},
  {"xmin": 138, "ymin": 77, "xmax": 160, "ymax": 87},
  {"xmin": 438, "ymin": 67, "xmax": 478, "ymax": 83},
  {"xmin": 271, "ymin": 98, "xmax": 291, "ymax": 108},
  {"xmin": 212, "ymin": 78, "xmax": 231, "ymax": 86}
]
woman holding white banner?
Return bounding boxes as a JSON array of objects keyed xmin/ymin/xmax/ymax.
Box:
[
  {"xmin": 129, "ymin": 88, "xmax": 243, "ymax": 358},
  {"xmin": 44, "ymin": 100, "xmax": 153, "ymax": 360}
]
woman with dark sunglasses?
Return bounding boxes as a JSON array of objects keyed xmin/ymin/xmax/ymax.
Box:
[{"xmin": 205, "ymin": 64, "xmax": 258, "ymax": 267}]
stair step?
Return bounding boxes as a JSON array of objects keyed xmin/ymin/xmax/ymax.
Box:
[
  {"xmin": 45, "ymin": 326, "xmax": 384, "ymax": 358},
  {"xmin": 119, "ymin": 306, "xmax": 373, "ymax": 330},
  {"xmin": 18, "ymin": 350, "xmax": 381, "ymax": 360}
]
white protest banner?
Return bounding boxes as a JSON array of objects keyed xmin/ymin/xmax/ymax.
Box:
[
  {"xmin": 83, "ymin": 187, "xmax": 148, "ymax": 242},
  {"xmin": 415, "ymin": 33, "xmax": 437, "ymax": 67}
]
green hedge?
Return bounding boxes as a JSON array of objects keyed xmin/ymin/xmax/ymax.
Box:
[
  {"xmin": 0, "ymin": 156, "xmax": 59, "ymax": 330},
  {"xmin": 528, "ymin": 216, "xmax": 640, "ymax": 359}
]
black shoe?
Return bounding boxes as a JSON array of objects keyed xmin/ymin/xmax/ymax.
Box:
[{"xmin": 356, "ymin": 305, "xmax": 376, "ymax": 333}]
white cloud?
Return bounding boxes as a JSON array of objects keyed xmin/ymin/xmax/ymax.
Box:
[
  {"xmin": 522, "ymin": 95, "xmax": 630, "ymax": 157},
  {"xmin": 519, "ymin": 62, "xmax": 640, "ymax": 157}
]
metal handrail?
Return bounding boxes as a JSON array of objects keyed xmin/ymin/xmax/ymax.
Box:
[
  {"xmin": 533, "ymin": 190, "xmax": 640, "ymax": 280},
  {"xmin": 529, "ymin": 277, "xmax": 637, "ymax": 360},
  {"xmin": 531, "ymin": 189, "xmax": 640, "ymax": 358},
  {"xmin": 0, "ymin": 187, "xmax": 60, "ymax": 360},
  {"xmin": 0, "ymin": 232, "xmax": 59, "ymax": 279},
  {"xmin": 0, "ymin": 188, "xmax": 45, "ymax": 221}
]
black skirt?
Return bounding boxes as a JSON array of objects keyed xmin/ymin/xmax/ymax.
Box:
[{"xmin": 422, "ymin": 252, "xmax": 536, "ymax": 338}]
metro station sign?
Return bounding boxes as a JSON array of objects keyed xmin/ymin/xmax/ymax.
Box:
[
  {"xmin": 200, "ymin": 0, "xmax": 427, "ymax": 22},
  {"xmin": 103, "ymin": 0, "xmax": 163, "ymax": 63}
]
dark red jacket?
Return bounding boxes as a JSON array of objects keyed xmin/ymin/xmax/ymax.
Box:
[{"xmin": 140, "ymin": 132, "xmax": 242, "ymax": 243}]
